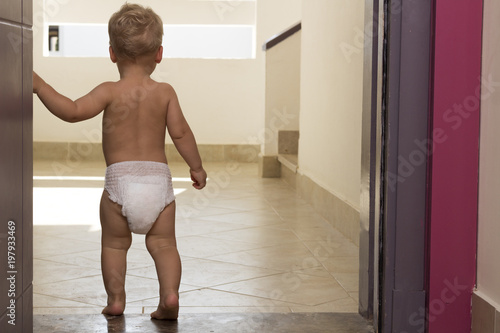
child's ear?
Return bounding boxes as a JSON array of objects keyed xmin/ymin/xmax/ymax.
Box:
[
  {"xmin": 155, "ymin": 46, "xmax": 163, "ymax": 64},
  {"xmin": 109, "ymin": 46, "xmax": 118, "ymax": 63}
]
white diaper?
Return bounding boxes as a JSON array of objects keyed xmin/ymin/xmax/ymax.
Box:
[{"xmin": 104, "ymin": 161, "xmax": 175, "ymax": 234}]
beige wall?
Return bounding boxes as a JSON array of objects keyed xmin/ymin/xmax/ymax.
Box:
[
  {"xmin": 299, "ymin": 0, "xmax": 364, "ymax": 209},
  {"xmin": 263, "ymin": 30, "xmax": 301, "ymax": 156},
  {"xmin": 38, "ymin": 0, "xmax": 256, "ymax": 25},
  {"xmin": 476, "ymin": 0, "xmax": 500, "ymax": 310},
  {"xmin": 33, "ymin": 0, "xmax": 301, "ymax": 145}
]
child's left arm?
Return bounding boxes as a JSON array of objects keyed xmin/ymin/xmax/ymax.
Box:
[{"xmin": 33, "ymin": 71, "xmax": 111, "ymax": 123}]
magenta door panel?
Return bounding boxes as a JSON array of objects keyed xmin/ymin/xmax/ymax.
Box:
[{"xmin": 427, "ymin": 0, "xmax": 483, "ymax": 332}]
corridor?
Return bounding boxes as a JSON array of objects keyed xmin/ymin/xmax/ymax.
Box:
[{"xmin": 32, "ymin": 160, "xmax": 372, "ymax": 332}]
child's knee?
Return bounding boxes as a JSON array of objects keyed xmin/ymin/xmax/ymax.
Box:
[
  {"xmin": 145, "ymin": 235, "xmax": 176, "ymax": 254},
  {"xmin": 104, "ymin": 234, "xmax": 132, "ymax": 251},
  {"xmin": 121, "ymin": 234, "xmax": 133, "ymax": 250}
]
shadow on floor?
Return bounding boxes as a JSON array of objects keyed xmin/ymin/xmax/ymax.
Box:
[{"xmin": 34, "ymin": 312, "xmax": 374, "ymax": 333}]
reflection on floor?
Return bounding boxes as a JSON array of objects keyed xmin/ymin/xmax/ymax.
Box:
[
  {"xmin": 33, "ymin": 160, "xmax": 371, "ymax": 332},
  {"xmin": 34, "ymin": 313, "xmax": 374, "ymax": 333}
]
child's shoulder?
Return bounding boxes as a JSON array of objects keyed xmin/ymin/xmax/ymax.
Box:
[
  {"xmin": 92, "ymin": 81, "xmax": 118, "ymax": 95},
  {"xmin": 154, "ymin": 81, "xmax": 180, "ymax": 100},
  {"xmin": 156, "ymin": 81, "xmax": 176, "ymax": 93}
]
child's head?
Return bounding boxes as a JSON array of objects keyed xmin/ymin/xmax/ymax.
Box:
[{"xmin": 108, "ymin": 3, "xmax": 163, "ymax": 61}]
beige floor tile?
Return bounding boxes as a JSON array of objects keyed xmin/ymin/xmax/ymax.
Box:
[
  {"xmin": 34, "ymin": 225, "xmax": 98, "ymax": 238},
  {"xmin": 127, "ymin": 263, "xmax": 225, "ymax": 290},
  {"xmin": 290, "ymin": 297, "xmax": 359, "ymax": 313},
  {"xmin": 43, "ymin": 247, "xmax": 156, "ymax": 272},
  {"xmin": 208, "ymin": 242, "xmax": 322, "ymax": 272},
  {"xmin": 176, "ymin": 204, "xmax": 244, "ymax": 220},
  {"xmin": 292, "ymin": 266, "xmax": 335, "ymax": 279},
  {"xmin": 304, "ymin": 238, "xmax": 360, "ymax": 259},
  {"xmin": 33, "ymin": 276, "xmax": 107, "ymax": 307},
  {"xmin": 197, "ymin": 210, "xmax": 284, "ymax": 227},
  {"xmin": 261, "ymin": 190, "xmax": 304, "ymax": 203},
  {"xmin": 175, "ymin": 218, "xmax": 250, "ymax": 237},
  {"xmin": 322, "ymin": 256, "xmax": 359, "ymax": 273},
  {"xmin": 271, "ymin": 203, "xmax": 323, "ymax": 220},
  {"xmin": 177, "ymin": 288, "xmax": 294, "ymax": 308},
  {"xmin": 34, "ymin": 259, "xmax": 101, "ymax": 285},
  {"xmin": 214, "ymin": 273, "xmax": 350, "ymax": 306},
  {"xmin": 122, "ymin": 306, "xmax": 148, "ymax": 315},
  {"xmin": 349, "ymin": 292, "xmax": 360, "ymax": 304},
  {"xmin": 34, "ymin": 293, "xmax": 101, "ymax": 309},
  {"xmin": 130, "ymin": 288, "xmax": 290, "ymax": 310},
  {"xmin": 206, "ymin": 226, "xmax": 302, "ymax": 245},
  {"xmin": 280, "ymin": 213, "xmax": 336, "ymax": 229},
  {"xmin": 266, "ymin": 196, "xmax": 308, "ymax": 207},
  {"xmin": 208, "ymin": 197, "xmax": 274, "ymax": 211},
  {"xmin": 40, "ymin": 250, "xmax": 102, "ymax": 271},
  {"xmin": 289, "ymin": 224, "xmax": 350, "ymax": 242},
  {"xmin": 34, "ymin": 274, "xmax": 164, "ymax": 307},
  {"xmin": 332, "ymin": 273, "xmax": 359, "ymax": 293},
  {"xmin": 125, "ymin": 265, "xmax": 158, "ymax": 281},
  {"xmin": 178, "ymin": 258, "xmax": 282, "ymax": 287},
  {"xmin": 201, "ymin": 188, "xmax": 261, "ymax": 201},
  {"xmin": 33, "ymin": 161, "xmax": 361, "ymax": 316},
  {"xmin": 33, "ymin": 307, "xmax": 103, "ymax": 315},
  {"xmin": 174, "ymin": 306, "xmax": 292, "ymax": 314},
  {"xmin": 34, "ymin": 234, "xmax": 100, "ymax": 260},
  {"xmin": 129, "ymin": 233, "xmax": 147, "ymax": 250},
  {"xmin": 177, "ymin": 235, "xmax": 265, "ymax": 259}
]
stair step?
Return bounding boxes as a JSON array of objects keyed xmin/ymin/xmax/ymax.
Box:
[{"xmin": 278, "ymin": 154, "xmax": 298, "ymax": 173}]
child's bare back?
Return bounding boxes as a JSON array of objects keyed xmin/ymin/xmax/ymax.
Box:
[{"xmin": 101, "ymin": 77, "xmax": 175, "ymax": 166}]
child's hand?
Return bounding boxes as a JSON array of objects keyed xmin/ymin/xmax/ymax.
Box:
[
  {"xmin": 33, "ymin": 71, "xmax": 44, "ymax": 94},
  {"xmin": 190, "ymin": 168, "xmax": 207, "ymax": 190}
]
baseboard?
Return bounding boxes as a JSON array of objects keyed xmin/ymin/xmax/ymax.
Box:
[
  {"xmin": 280, "ymin": 164, "xmax": 360, "ymax": 246},
  {"xmin": 472, "ymin": 290, "xmax": 500, "ymax": 333},
  {"xmin": 259, "ymin": 155, "xmax": 281, "ymax": 178},
  {"xmin": 33, "ymin": 142, "xmax": 260, "ymax": 163}
]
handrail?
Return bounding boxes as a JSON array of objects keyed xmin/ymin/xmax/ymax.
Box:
[{"xmin": 262, "ymin": 22, "xmax": 301, "ymax": 51}]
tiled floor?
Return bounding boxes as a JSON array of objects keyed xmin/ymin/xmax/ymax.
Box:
[{"xmin": 33, "ymin": 160, "xmax": 367, "ymax": 330}]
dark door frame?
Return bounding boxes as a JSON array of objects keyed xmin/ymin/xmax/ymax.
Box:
[
  {"xmin": 0, "ymin": 0, "xmax": 33, "ymax": 332},
  {"xmin": 360, "ymin": 1, "xmax": 432, "ymax": 332},
  {"xmin": 381, "ymin": 1, "xmax": 432, "ymax": 331}
]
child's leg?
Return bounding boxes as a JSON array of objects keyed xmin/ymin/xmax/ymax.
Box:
[
  {"xmin": 99, "ymin": 190, "xmax": 132, "ymax": 316},
  {"xmin": 145, "ymin": 201, "xmax": 181, "ymax": 320}
]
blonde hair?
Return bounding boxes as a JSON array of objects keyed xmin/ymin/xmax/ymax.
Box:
[{"xmin": 108, "ymin": 3, "xmax": 163, "ymax": 60}]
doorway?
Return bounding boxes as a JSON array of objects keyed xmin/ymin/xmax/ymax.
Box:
[{"xmin": 29, "ymin": 0, "xmax": 380, "ymax": 330}]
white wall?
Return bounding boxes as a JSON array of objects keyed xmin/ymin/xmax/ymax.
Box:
[
  {"xmin": 33, "ymin": 0, "xmax": 301, "ymax": 144},
  {"xmin": 299, "ymin": 0, "xmax": 364, "ymax": 209},
  {"xmin": 477, "ymin": 0, "xmax": 500, "ymax": 309},
  {"xmin": 263, "ymin": 30, "xmax": 301, "ymax": 156}
]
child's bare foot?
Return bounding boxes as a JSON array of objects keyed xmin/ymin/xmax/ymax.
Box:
[
  {"xmin": 150, "ymin": 294, "xmax": 179, "ymax": 320},
  {"xmin": 102, "ymin": 299, "xmax": 125, "ymax": 316}
]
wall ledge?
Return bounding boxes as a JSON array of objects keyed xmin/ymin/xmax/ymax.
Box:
[
  {"xmin": 33, "ymin": 142, "xmax": 260, "ymax": 163},
  {"xmin": 278, "ymin": 154, "xmax": 298, "ymax": 173}
]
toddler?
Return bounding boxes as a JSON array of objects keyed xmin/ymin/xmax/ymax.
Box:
[{"xmin": 33, "ymin": 3, "xmax": 207, "ymax": 320}]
